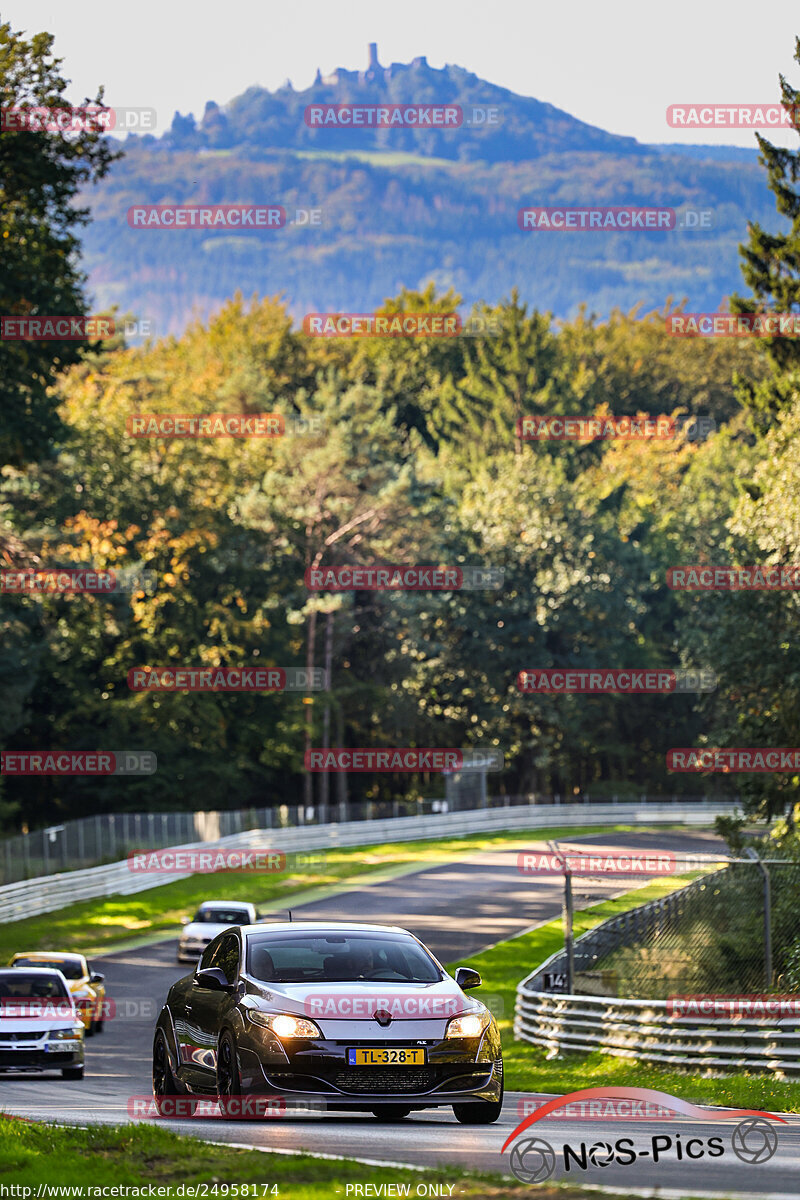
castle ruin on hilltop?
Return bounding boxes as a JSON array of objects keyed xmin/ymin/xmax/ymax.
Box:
[{"xmin": 314, "ymin": 44, "xmax": 432, "ymax": 88}]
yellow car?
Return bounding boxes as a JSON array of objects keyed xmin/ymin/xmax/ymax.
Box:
[{"xmin": 10, "ymin": 953, "xmax": 106, "ymax": 1036}]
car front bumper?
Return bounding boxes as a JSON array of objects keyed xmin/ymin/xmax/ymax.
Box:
[
  {"xmin": 0, "ymin": 1036, "xmax": 84, "ymax": 1073},
  {"xmin": 178, "ymin": 941, "xmax": 210, "ymax": 961},
  {"xmin": 236, "ymin": 1032, "xmax": 502, "ymax": 1109}
]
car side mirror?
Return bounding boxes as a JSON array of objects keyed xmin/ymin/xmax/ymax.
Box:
[
  {"xmin": 194, "ymin": 968, "xmax": 234, "ymax": 993},
  {"xmin": 181, "ymin": 917, "xmax": 190, "ymax": 926},
  {"xmin": 90, "ymin": 972, "xmax": 105, "ymax": 984},
  {"xmin": 455, "ymin": 966, "xmax": 482, "ymax": 991}
]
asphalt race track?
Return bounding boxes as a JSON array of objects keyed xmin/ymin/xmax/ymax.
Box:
[{"xmin": 3, "ymin": 828, "xmax": 800, "ymax": 1197}]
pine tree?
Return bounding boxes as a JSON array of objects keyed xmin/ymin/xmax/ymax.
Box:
[{"xmin": 731, "ymin": 36, "xmax": 800, "ymax": 424}]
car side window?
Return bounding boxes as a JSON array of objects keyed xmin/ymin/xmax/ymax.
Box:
[
  {"xmin": 199, "ymin": 937, "xmax": 221, "ymax": 971},
  {"xmin": 216, "ymin": 935, "xmax": 240, "ymax": 985}
]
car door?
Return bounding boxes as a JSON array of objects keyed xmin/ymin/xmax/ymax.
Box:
[
  {"xmin": 175, "ymin": 935, "xmax": 224, "ymax": 1088},
  {"xmin": 188, "ymin": 933, "xmax": 241, "ymax": 1082}
]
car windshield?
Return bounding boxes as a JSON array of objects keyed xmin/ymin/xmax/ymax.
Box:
[
  {"xmin": 246, "ymin": 931, "xmax": 443, "ymax": 984},
  {"xmin": 194, "ymin": 907, "xmax": 250, "ymax": 925},
  {"xmin": 13, "ymin": 958, "xmax": 84, "ymax": 980},
  {"xmin": 0, "ymin": 972, "xmax": 70, "ymax": 999}
]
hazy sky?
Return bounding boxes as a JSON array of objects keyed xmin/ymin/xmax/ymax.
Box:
[{"xmin": 12, "ymin": 0, "xmax": 800, "ymax": 147}]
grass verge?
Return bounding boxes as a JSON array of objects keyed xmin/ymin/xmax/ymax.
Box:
[
  {"xmin": 0, "ymin": 1115, "xmax": 681, "ymax": 1198},
  {"xmin": 0, "ymin": 824, "xmax": 636, "ymax": 962},
  {"xmin": 448, "ymin": 875, "xmax": 800, "ymax": 1113}
]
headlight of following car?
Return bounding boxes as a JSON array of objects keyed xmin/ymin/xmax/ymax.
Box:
[
  {"xmin": 48, "ymin": 1027, "xmax": 82, "ymax": 1041},
  {"xmin": 247, "ymin": 1011, "xmax": 321, "ymax": 1038},
  {"xmin": 445, "ymin": 1009, "xmax": 491, "ymax": 1039}
]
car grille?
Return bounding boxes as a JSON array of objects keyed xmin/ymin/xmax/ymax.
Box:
[
  {"xmin": 332, "ymin": 1068, "xmax": 437, "ymax": 1094},
  {"xmin": 0, "ymin": 1050, "xmax": 74, "ymax": 1067},
  {"xmin": 0, "ymin": 1031, "xmax": 41, "ymax": 1042}
]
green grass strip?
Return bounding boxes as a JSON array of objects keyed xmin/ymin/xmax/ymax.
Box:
[{"xmin": 0, "ymin": 1115, "xmax": 694, "ymax": 1198}]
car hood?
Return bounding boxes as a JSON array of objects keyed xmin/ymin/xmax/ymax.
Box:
[
  {"xmin": 246, "ymin": 978, "xmax": 479, "ymax": 1021},
  {"xmin": 0, "ymin": 1016, "xmax": 77, "ymax": 1034},
  {"xmin": 181, "ymin": 922, "xmax": 228, "ymax": 941}
]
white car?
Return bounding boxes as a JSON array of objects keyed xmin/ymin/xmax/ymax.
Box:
[
  {"xmin": 177, "ymin": 901, "xmax": 258, "ymax": 963},
  {"xmin": 0, "ymin": 967, "xmax": 85, "ymax": 1078}
]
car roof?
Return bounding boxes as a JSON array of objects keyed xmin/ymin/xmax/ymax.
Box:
[
  {"xmin": 12, "ymin": 952, "xmax": 84, "ymax": 963},
  {"xmin": 197, "ymin": 900, "xmax": 253, "ymax": 909},
  {"xmin": 241, "ymin": 921, "xmax": 411, "ymax": 937},
  {"xmin": 0, "ymin": 966, "xmax": 69, "ymax": 976}
]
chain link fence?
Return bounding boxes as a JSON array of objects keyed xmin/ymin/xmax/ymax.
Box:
[{"xmin": 573, "ymin": 861, "xmax": 800, "ymax": 997}]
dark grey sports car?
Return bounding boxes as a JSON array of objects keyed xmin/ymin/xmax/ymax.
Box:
[{"xmin": 153, "ymin": 921, "xmax": 502, "ymax": 1122}]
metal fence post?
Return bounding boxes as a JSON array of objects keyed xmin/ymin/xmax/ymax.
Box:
[{"xmin": 745, "ymin": 850, "xmax": 772, "ymax": 988}]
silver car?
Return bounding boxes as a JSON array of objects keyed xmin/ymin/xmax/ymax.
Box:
[
  {"xmin": 177, "ymin": 901, "xmax": 258, "ymax": 963},
  {"xmin": 0, "ymin": 967, "xmax": 85, "ymax": 1078}
]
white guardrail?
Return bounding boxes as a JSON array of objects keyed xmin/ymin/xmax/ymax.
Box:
[
  {"xmin": 514, "ymin": 988, "xmax": 800, "ymax": 1076},
  {"xmin": 0, "ymin": 801, "xmax": 737, "ymax": 924}
]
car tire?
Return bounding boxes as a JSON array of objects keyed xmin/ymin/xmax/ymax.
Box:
[
  {"xmin": 61, "ymin": 1066, "xmax": 84, "ymax": 1080},
  {"xmin": 94, "ymin": 1018, "xmax": 104, "ymax": 1034},
  {"xmin": 452, "ymin": 1059, "xmax": 503, "ymax": 1125},
  {"xmin": 216, "ymin": 1031, "xmax": 244, "ymax": 1118},
  {"xmin": 153, "ymin": 1028, "xmax": 188, "ymax": 1115},
  {"xmin": 84, "ymin": 1022, "xmax": 94, "ymax": 1038},
  {"xmin": 371, "ymin": 1107, "xmax": 412, "ymax": 1121}
]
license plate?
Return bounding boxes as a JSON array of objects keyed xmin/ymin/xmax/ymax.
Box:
[{"xmin": 347, "ymin": 1048, "xmax": 425, "ymax": 1066}]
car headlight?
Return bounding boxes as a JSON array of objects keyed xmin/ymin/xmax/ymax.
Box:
[
  {"xmin": 445, "ymin": 1010, "xmax": 491, "ymax": 1039},
  {"xmin": 247, "ymin": 1011, "xmax": 321, "ymax": 1039},
  {"xmin": 48, "ymin": 1028, "xmax": 82, "ymax": 1041}
]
